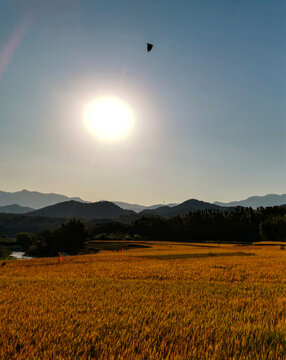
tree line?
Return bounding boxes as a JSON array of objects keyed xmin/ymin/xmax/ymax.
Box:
[
  {"xmin": 90, "ymin": 206, "xmax": 286, "ymax": 243},
  {"xmin": 16, "ymin": 206, "xmax": 286, "ymax": 256},
  {"xmin": 17, "ymin": 219, "xmax": 88, "ymax": 256}
]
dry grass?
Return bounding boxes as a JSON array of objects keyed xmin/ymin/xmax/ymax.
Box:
[{"xmin": 0, "ymin": 241, "xmax": 286, "ymax": 359}]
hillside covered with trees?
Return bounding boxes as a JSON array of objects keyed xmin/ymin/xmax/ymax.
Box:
[
  {"xmin": 90, "ymin": 206, "xmax": 286, "ymax": 243},
  {"xmin": 12, "ymin": 206, "xmax": 286, "ymax": 257}
]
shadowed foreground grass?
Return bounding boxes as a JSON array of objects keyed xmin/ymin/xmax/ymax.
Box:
[
  {"xmin": 140, "ymin": 251, "xmax": 255, "ymax": 260},
  {"xmin": 0, "ymin": 242, "xmax": 286, "ymax": 359}
]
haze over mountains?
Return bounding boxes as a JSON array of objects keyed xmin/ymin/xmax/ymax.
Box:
[
  {"xmin": 141, "ymin": 199, "xmax": 234, "ymax": 217},
  {"xmin": 0, "ymin": 204, "xmax": 34, "ymax": 214},
  {"xmin": 0, "ymin": 190, "xmax": 285, "ymax": 236},
  {"xmin": 0, "ymin": 190, "xmax": 176, "ymax": 213},
  {"xmin": 214, "ymin": 194, "xmax": 286, "ymax": 209},
  {"xmin": 0, "ymin": 190, "xmax": 285, "ymax": 216},
  {"xmin": 113, "ymin": 201, "xmax": 177, "ymax": 213},
  {"xmin": 0, "ymin": 190, "xmax": 85, "ymax": 209},
  {"xmin": 26, "ymin": 199, "xmax": 233, "ymax": 220}
]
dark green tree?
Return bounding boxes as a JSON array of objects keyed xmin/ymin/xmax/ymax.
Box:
[{"xmin": 16, "ymin": 232, "xmax": 33, "ymax": 249}]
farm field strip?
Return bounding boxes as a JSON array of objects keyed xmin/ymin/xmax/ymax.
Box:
[{"xmin": 0, "ymin": 242, "xmax": 286, "ymax": 359}]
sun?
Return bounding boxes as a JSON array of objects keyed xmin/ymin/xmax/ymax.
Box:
[{"xmin": 83, "ymin": 97, "xmax": 135, "ymax": 142}]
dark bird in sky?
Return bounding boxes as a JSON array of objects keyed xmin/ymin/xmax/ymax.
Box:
[
  {"xmin": 1, "ymin": 262, "xmax": 6, "ymax": 267},
  {"xmin": 146, "ymin": 43, "xmax": 153, "ymax": 52}
]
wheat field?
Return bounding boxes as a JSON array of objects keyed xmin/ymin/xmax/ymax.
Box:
[{"xmin": 0, "ymin": 242, "xmax": 286, "ymax": 359}]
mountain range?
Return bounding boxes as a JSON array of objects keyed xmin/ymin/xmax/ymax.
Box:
[
  {"xmin": 214, "ymin": 194, "xmax": 286, "ymax": 208},
  {"xmin": 0, "ymin": 190, "xmax": 285, "ymax": 216},
  {"xmin": 113, "ymin": 201, "xmax": 177, "ymax": 213},
  {"xmin": 141, "ymin": 199, "xmax": 234, "ymax": 217},
  {"xmin": 29, "ymin": 197, "xmax": 285, "ymax": 220},
  {"xmin": 25, "ymin": 199, "xmax": 233, "ymax": 219},
  {"xmin": 0, "ymin": 189, "xmax": 85, "ymax": 209},
  {"xmin": 0, "ymin": 191, "xmax": 285, "ymax": 237}
]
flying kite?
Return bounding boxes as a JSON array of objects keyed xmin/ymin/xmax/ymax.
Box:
[{"xmin": 146, "ymin": 43, "xmax": 153, "ymax": 52}]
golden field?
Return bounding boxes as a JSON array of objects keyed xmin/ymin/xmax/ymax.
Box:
[{"xmin": 0, "ymin": 241, "xmax": 286, "ymax": 359}]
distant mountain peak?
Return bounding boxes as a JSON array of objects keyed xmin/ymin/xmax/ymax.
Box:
[
  {"xmin": 140, "ymin": 198, "xmax": 233, "ymax": 217},
  {"xmin": 214, "ymin": 193, "xmax": 286, "ymax": 209},
  {"xmin": 0, "ymin": 189, "xmax": 87, "ymax": 209},
  {"xmin": 113, "ymin": 201, "xmax": 178, "ymax": 213},
  {"xmin": 28, "ymin": 200, "xmax": 134, "ymax": 219},
  {"xmin": 0, "ymin": 204, "xmax": 34, "ymax": 214}
]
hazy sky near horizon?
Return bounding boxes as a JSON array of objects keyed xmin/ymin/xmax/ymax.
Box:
[{"xmin": 0, "ymin": 0, "xmax": 285, "ymax": 205}]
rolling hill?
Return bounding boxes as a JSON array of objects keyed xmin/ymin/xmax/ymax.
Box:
[
  {"xmin": 140, "ymin": 199, "xmax": 234, "ymax": 217},
  {"xmin": 28, "ymin": 200, "xmax": 135, "ymax": 219},
  {"xmin": 113, "ymin": 201, "xmax": 178, "ymax": 213},
  {"xmin": 0, "ymin": 213, "xmax": 68, "ymax": 237},
  {"xmin": 214, "ymin": 194, "xmax": 286, "ymax": 208},
  {"xmin": 0, "ymin": 204, "xmax": 34, "ymax": 214}
]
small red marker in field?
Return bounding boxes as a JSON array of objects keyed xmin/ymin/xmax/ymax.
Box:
[
  {"xmin": 58, "ymin": 252, "xmax": 64, "ymax": 262},
  {"xmin": 122, "ymin": 248, "xmax": 124, "ymax": 253}
]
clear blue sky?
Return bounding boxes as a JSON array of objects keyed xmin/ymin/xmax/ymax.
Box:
[{"xmin": 0, "ymin": 0, "xmax": 285, "ymax": 204}]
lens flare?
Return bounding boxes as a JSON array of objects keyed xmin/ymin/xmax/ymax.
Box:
[{"xmin": 0, "ymin": 18, "xmax": 32, "ymax": 81}]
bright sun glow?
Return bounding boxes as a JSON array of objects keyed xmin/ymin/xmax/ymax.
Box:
[{"xmin": 84, "ymin": 97, "xmax": 134, "ymax": 141}]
